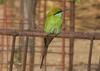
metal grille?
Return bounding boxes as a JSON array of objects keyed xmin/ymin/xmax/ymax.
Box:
[{"xmin": 0, "ymin": 0, "xmax": 100, "ymax": 71}]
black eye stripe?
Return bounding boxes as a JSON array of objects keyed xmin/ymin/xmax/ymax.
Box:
[{"xmin": 54, "ymin": 10, "xmax": 62, "ymax": 15}]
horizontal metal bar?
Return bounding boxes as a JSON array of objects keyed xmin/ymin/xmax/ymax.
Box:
[
  {"xmin": 0, "ymin": 45, "xmax": 69, "ymax": 48},
  {"xmin": 0, "ymin": 49, "xmax": 69, "ymax": 55},
  {"xmin": 0, "ymin": 63, "xmax": 64, "ymax": 67},
  {"xmin": 0, "ymin": 29, "xmax": 99, "ymax": 40}
]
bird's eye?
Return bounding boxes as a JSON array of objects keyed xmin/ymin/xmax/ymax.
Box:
[{"xmin": 54, "ymin": 10, "xmax": 62, "ymax": 15}]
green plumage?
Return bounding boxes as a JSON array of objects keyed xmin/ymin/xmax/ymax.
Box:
[
  {"xmin": 44, "ymin": 13, "xmax": 62, "ymax": 34},
  {"xmin": 40, "ymin": 8, "xmax": 62, "ymax": 68}
]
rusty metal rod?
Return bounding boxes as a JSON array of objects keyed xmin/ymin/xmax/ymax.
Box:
[
  {"xmin": 9, "ymin": 34, "xmax": 17, "ymax": 71},
  {"xmin": 0, "ymin": 44, "xmax": 69, "ymax": 48},
  {"xmin": 1, "ymin": 63, "xmax": 69, "ymax": 67},
  {"xmin": 0, "ymin": 48, "xmax": 69, "ymax": 55},
  {"xmin": 0, "ymin": 29, "xmax": 100, "ymax": 39},
  {"xmin": 62, "ymin": 38, "xmax": 66, "ymax": 71},
  {"xmin": 69, "ymin": 38, "xmax": 74, "ymax": 71},
  {"xmin": 0, "ymin": 62, "xmax": 66, "ymax": 66},
  {"xmin": 62, "ymin": 0, "xmax": 66, "ymax": 71},
  {"xmin": 69, "ymin": 0, "xmax": 75, "ymax": 71},
  {"xmin": 44, "ymin": 0, "xmax": 47, "ymax": 70},
  {"xmin": 0, "ymin": 17, "xmax": 3, "ymax": 71},
  {"xmin": 22, "ymin": 37, "xmax": 29, "ymax": 71},
  {"xmin": 87, "ymin": 37, "xmax": 94, "ymax": 71}
]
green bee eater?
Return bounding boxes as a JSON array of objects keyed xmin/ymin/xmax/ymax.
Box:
[{"xmin": 40, "ymin": 7, "xmax": 63, "ymax": 68}]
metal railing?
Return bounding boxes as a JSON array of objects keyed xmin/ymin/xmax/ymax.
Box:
[{"xmin": 0, "ymin": 0, "xmax": 100, "ymax": 71}]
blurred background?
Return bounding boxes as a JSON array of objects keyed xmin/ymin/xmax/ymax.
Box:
[{"xmin": 0, "ymin": 0, "xmax": 100, "ymax": 71}]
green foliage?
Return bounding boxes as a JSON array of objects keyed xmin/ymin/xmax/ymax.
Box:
[{"xmin": 0, "ymin": 0, "xmax": 4, "ymax": 4}]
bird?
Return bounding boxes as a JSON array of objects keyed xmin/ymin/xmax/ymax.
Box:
[{"xmin": 40, "ymin": 7, "xmax": 63, "ymax": 68}]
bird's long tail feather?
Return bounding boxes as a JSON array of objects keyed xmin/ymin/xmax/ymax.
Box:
[{"xmin": 40, "ymin": 35, "xmax": 54, "ymax": 68}]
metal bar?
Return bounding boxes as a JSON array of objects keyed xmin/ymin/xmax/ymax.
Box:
[
  {"xmin": 4, "ymin": 0, "xmax": 15, "ymax": 70},
  {"xmin": 0, "ymin": 29, "xmax": 100, "ymax": 39},
  {"xmin": 44, "ymin": 0, "xmax": 47, "ymax": 70},
  {"xmin": 5, "ymin": 2, "xmax": 10, "ymax": 71},
  {"xmin": 87, "ymin": 37, "xmax": 94, "ymax": 71},
  {"xmin": 19, "ymin": 0, "xmax": 25, "ymax": 71},
  {"xmin": 69, "ymin": 38, "xmax": 74, "ymax": 71},
  {"xmin": 0, "ymin": 0, "xmax": 8, "ymax": 70},
  {"xmin": 0, "ymin": 62, "xmax": 66, "ymax": 66},
  {"xmin": 1, "ymin": 36, "xmax": 4, "ymax": 71},
  {"xmin": 22, "ymin": 37, "xmax": 29, "ymax": 71},
  {"xmin": 70, "ymin": 0, "xmax": 75, "ymax": 32},
  {"xmin": 38, "ymin": 0, "xmax": 43, "ymax": 70},
  {"xmin": 2, "ymin": 0, "xmax": 8, "ymax": 70},
  {"xmin": 62, "ymin": 0, "xmax": 66, "ymax": 71},
  {"xmin": 28, "ymin": 0, "xmax": 37, "ymax": 71},
  {"xmin": 4, "ymin": 0, "xmax": 14, "ymax": 71},
  {"xmin": 6, "ymin": 36, "xmax": 9, "ymax": 71},
  {"xmin": 69, "ymin": 0, "xmax": 75, "ymax": 71},
  {"xmin": 0, "ymin": 48, "xmax": 69, "ymax": 55},
  {"xmin": 29, "ymin": 37, "xmax": 35, "ymax": 71},
  {"xmin": 62, "ymin": 39, "xmax": 65, "ymax": 71},
  {"xmin": 0, "ymin": 44, "xmax": 69, "ymax": 48},
  {"xmin": 9, "ymin": 35, "xmax": 17, "ymax": 71}
]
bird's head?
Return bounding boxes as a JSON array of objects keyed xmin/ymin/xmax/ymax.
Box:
[{"xmin": 47, "ymin": 7, "xmax": 62, "ymax": 16}]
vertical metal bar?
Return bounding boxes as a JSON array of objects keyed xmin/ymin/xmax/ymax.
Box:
[
  {"xmin": 7, "ymin": 2, "xmax": 15, "ymax": 71},
  {"xmin": 87, "ymin": 37, "xmax": 94, "ymax": 71},
  {"xmin": 4, "ymin": 0, "xmax": 11, "ymax": 69},
  {"xmin": 2, "ymin": 0, "xmax": 8, "ymax": 70},
  {"xmin": 62, "ymin": 0, "xmax": 66, "ymax": 71},
  {"xmin": 62, "ymin": 39, "xmax": 65, "ymax": 71},
  {"xmin": 9, "ymin": 35, "xmax": 17, "ymax": 71},
  {"xmin": 44, "ymin": 0, "xmax": 47, "ymax": 70},
  {"xmin": 70, "ymin": 0, "xmax": 75, "ymax": 32},
  {"xmin": 6, "ymin": 36, "xmax": 9, "ymax": 71},
  {"xmin": 29, "ymin": 37, "xmax": 35, "ymax": 71},
  {"xmin": 39, "ymin": 0, "xmax": 45, "ymax": 70},
  {"xmin": 22, "ymin": 37, "xmax": 29, "ymax": 71},
  {"xmin": 6, "ymin": 0, "xmax": 14, "ymax": 70},
  {"xmin": 20, "ymin": 0, "xmax": 29, "ymax": 71},
  {"xmin": 1, "ymin": 6, "xmax": 5, "ymax": 71},
  {"xmin": 69, "ymin": 0, "xmax": 75, "ymax": 71},
  {"xmin": 19, "ymin": 0, "xmax": 25, "ymax": 70},
  {"xmin": 5, "ymin": 2, "xmax": 8, "ymax": 71},
  {"xmin": 69, "ymin": 38, "xmax": 74, "ymax": 71},
  {"xmin": 1, "ymin": 36, "xmax": 4, "ymax": 71},
  {"xmin": 29, "ymin": 0, "xmax": 37, "ymax": 71},
  {"xmin": 5, "ymin": 2, "xmax": 8, "ymax": 66}
]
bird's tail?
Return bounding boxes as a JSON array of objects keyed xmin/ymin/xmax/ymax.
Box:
[
  {"xmin": 40, "ymin": 35, "xmax": 54, "ymax": 68},
  {"xmin": 40, "ymin": 46, "xmax": 48, "ymax": 68}
]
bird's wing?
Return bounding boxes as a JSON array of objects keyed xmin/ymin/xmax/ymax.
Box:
[{"xmin": 44, "ymin": 16, "xmax": 62, "ymax": 34}]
